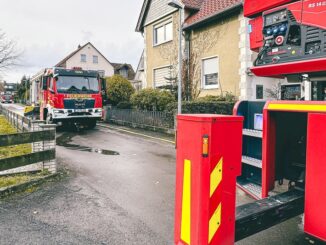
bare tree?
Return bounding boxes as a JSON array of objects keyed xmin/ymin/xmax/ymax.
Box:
[
  {"xmin": 265, "ymin": 81, "xmax": 285, "ymax": 100},
  {"xmin": 184, "ymin": 21, "xmax": 229, "ymax": 100},
  {"xmin": 0, "ymin": 30, "xmax": 20, "ymax": 74}
]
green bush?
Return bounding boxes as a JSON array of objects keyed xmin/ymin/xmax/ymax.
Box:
[
  {"xmin": 165, "ymin": 101, "xmax": 235, "ymax": 115},
  {"xmin": 131, "ymin": 88, "xmax": 175, "ymax": 111},
  {"xmin": 195, "ymin": 92, "xmax": 237, "ymax": 103},
  {"xmin": 106, "ymin": 75, "xmax": 135, "ymax": 106},
  {"xmin": 116, "ymin": 101, "xmax": 132, "ymax": 109}
]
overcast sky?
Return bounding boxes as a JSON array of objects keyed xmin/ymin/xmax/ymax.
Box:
[{"xmin": 0, "ymin": 0, "xmax": 144, "ymax": 83}]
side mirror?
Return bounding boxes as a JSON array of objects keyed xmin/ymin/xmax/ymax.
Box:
[
  {"xmin": 101, "ymin": 78, "xmax": 107, "ymax": 91},
  {"xmin": 42, "ymin": 77, "xmax": 48, "ymax": 90}
]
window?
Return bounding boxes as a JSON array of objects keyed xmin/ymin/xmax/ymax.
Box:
[
  {"xmin": 153, "ymin": 20, "xmax": 173, "ymax": 46},
  {"xmin": 49, "ymin": 78, "xmax": 54, "ymax": 91},
  {"xmin": 281, "ymin": 84, "xmax": 301, "ymax": 100},
  {"xmin": 153, "ymin": 66, "xmax": 171, "ymax": 88},
  {"xmin": 56, "ymin": 76, "xmax": 99, "ymax": 94},
  {"xmin": 93, "ymin": 55, "xmax": 98, "ymax": 64},
  {"xmin": 256, "ymin": 85, "xmax": 264, "ymax": 99},
  {"xmin": 81, "ymin": 54, "xmax": 86, "ymax": 62},
  {"xmin": 119, "ymin": 68, "xmax": 128, "ymax": 78},
  {"xmin": 202, "ymin": 57, "xmax": 219, "ymax": 89}
]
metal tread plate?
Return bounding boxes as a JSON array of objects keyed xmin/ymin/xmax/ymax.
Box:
[
  {"xmin": 238, "ymin": 180, "xmax": 262, "ymax": 199},
  {"xmin": 243, "ymin": 128, "xmax": 263, "ymax": 138},
  {"xmin": 242, "ymin": 155, "xmax": 262, "ymax": 168}
]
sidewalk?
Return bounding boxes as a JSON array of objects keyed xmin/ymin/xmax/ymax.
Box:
[{"xmin": 97, "ymin": 122, "xmax": 175, "ymax": 144}]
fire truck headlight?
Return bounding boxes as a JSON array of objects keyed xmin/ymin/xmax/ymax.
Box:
[
  {"xmin": 95, "ymin": 109, "xmax": 102, "ymax": 113},
  {"xmin": 53, "ymin": 110, "xmax": 64, "ymax": 114}
]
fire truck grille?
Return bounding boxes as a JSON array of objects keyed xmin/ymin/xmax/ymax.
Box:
[{"xmin": 64, "ymin": 99, "xmax": 95, "ymax": 109}]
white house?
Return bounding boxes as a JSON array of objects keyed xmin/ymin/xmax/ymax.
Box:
[{"xmin": 55, "ymin": 42, "xmax": 114, "ymax": 77}]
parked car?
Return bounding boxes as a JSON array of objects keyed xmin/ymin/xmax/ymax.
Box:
[{"xmin": 1, "ymin": 94, "xmax": 14, "ymax": 103}]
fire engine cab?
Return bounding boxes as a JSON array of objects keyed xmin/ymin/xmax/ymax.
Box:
[{"xmin": 30, "ymin": 67, "xmax": 107, "ymax": 129}]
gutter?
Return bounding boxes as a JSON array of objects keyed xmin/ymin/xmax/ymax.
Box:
[{"xmin": 183, "ymin": 2, "xmax": 243, "ymax": 31}]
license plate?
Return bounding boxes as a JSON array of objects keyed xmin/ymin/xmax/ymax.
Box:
[{"xmin": 75, "ymin": 109, "xmax": 85, "ymax": 112}]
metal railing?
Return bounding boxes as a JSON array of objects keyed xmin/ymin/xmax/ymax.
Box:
[
  {"xmin": 0, "ymin": 105, "xmax": 32, "ymax": 131},
  {"xmin": 104, "ymin": 107, "xmax": 175, "ymax": 133}
]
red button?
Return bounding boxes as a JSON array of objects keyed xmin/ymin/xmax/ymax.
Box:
[{"xmin": 275, "ymin": 36, "xmax": 284, "ymax": 45}]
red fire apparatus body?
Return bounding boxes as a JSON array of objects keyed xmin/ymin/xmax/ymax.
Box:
[
  {"xmin": 174, "ymin": 0, "xmax": 326, "ymax": 244},
  {"xmin": 30, "ymin": 67, "xmax": 106, "ymax": 128}
]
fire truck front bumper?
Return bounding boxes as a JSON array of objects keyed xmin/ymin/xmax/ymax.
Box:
[{"xmin": 51, "ymin": 108, "xmax": 103, "ymax": 121}]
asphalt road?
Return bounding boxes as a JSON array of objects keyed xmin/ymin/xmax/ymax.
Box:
[{"xmin": 0, "ymin": 122, "xmax": 320, "ymax": 244}]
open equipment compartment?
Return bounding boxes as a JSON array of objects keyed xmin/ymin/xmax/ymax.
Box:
[
  {"xmin": 273, "ymin": 111, "xmax": 307, "ymax": 186},
  {"xmin": 233, "ymin": 101, "xmax": 266, "ymax": 199}
]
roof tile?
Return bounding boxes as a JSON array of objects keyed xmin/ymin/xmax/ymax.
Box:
[
  {"xmin": 182, "ymin": 0, "xmax": 205, "ymax": 9},
  {"xmin": 185, "ymin": 0, "xmax": 242, "ymax": 26}
]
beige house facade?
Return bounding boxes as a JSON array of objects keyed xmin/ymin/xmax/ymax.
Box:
[
  {"xmin": 185, "ymin": 13, "xmax": 241, "ymax": 98},
  {"xmin": 136, "ymin": 0, "xmax": 305, "ymax": 101}
]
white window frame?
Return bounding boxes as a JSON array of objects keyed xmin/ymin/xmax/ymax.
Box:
[
  {"xmin": 153, "ymin": 19, "xmax": 173, "ymax": 46},
  {"xmin": 201, "ymin": 56, "xmax": 219, "ymax": 90},
  {"xmin": 81, "ymin": 54, "xmax": 87, "ymax": 63},
  {"xmin": 153, "ymin": 65, "xmax": 172, "ymax": 88},
  {"xmin": 93, "ymin": 55, "xmax": 98, "ymax": 64}
]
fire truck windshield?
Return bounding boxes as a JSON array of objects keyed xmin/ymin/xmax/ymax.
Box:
[{"xmin": 56, "ymin": 76, "xmax": 99, "ymax": 94}]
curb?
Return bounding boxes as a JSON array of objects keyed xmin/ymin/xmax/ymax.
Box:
[
  {"xmin": 0, "ymin": 173, "xmax": 58, "ymax": 199},
  {"xmin": 97, "ymin": 123, "xmax": 175, "ymax": 144}
]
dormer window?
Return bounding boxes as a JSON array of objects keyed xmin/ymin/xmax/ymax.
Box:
[{"xmin": 119, "ymin": 68, "xmax": 128, "ymax": 78}]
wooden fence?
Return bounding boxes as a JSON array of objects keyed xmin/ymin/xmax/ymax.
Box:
[
  {"xmin": 0, "ymin": 105, "xmax": 57, "ymax": 174},
  {"xmin": 0, "ymin": 130, "xmax": 56, "ymax": 172}
]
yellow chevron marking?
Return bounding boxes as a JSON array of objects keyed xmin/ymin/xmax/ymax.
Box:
[
  {"xmin": 210, "ymin": 158, "xmax": 223, "ymax": 197},
  {"xmin": 268, "ymin": 103, "xmax": 326, "ymax": 112},
  {"xmin": 181, "ymin": 159, "xmax": 191, "ymax": 244},
  {"xmin": 209, "ymin": 203, "xmax": 222, "ymax": 243}
]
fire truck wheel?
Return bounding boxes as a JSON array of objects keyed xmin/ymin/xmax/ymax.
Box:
[{"xmin": 87, "ymin": 120, "xmax": 97, "ymax": 129}]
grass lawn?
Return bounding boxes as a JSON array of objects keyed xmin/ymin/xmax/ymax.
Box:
[
  {"xmin": 0, "ymin": 115, "xmax": 37, "ymax": 189},
  {"xmin": 0, "ymin": 115, "xmax": 32, "ymax": 158}
]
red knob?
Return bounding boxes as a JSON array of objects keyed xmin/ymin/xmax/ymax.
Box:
[{"xmin": 275, "ymin": 36, "xmax": 284, "ymax": 46}]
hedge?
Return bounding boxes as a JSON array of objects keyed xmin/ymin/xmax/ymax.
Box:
[{"xmin": 165, "ymin": 101, "xmax": 235, "ymax": 115}]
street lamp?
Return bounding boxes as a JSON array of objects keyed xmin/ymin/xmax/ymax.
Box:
[{"xmin": 168, "ymin": 0, "xmax": 183, "ymax": 114}]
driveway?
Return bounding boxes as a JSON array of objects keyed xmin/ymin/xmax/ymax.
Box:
[{"xmin": 0, "ymin": 125, "xmax": 314, "ymax": 244}]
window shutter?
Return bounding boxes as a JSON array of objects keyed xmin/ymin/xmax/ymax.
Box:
[{"xmin": 154, "ymin": 67, "xmax": 170, "ymax": 88}]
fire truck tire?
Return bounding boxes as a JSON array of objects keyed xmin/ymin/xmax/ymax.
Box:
[{"xmin": 87, "ymin": 120, "xmax": 97, "ymax": 129}]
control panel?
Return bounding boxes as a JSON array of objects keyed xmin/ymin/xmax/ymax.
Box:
[
  {"xmin": 264, "ymin": 10, "xmax": 288, "ymax": 27},
  {"xmin": 254, "ymin": 7, "xmax": 326, "ymax": 67}
]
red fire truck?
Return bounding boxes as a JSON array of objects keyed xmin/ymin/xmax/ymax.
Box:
[
  {"xmin": 174, "ymin": 0, "xmax": 326, "ymax": 244},
  {"xmin": 30, "ymin": 67, "xmax": 107, "ymax": 128}
]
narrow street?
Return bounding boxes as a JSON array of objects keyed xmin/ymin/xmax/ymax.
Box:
[{"xmin": 0, "ymin": 120, "xmax": 312, "ymax": 244}]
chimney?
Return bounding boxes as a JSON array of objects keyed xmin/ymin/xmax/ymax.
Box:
[{"xmin": 78, "ymin": 44, "xmax": 81, "ymax": 49}]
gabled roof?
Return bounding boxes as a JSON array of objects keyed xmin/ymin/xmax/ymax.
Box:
[
  {"xmin": 136, "ymin": 0, "xmax": 242, "ymax": 33},
  {"xmin": 54, "ymin": 42, "xmax": 112, "ymax": 67},
  {"xmin": 136, "ymin": 51, "xmax": 145, "ymax": 72},
  {"xmin": 136, "ymin": 0, "xmax": 205, "ymax": 32},
  {"xmin": 184, "ymin": 0, "xmax": 243, "ymax": 29}
]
